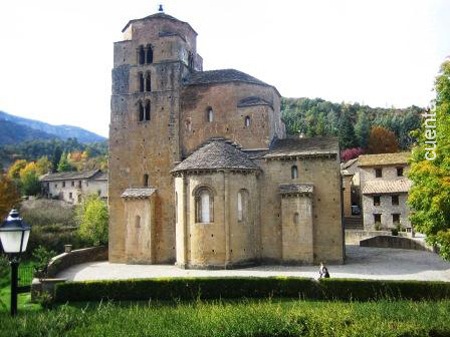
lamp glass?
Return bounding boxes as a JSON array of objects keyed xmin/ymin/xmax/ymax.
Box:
[{"xmin": 0, "ymin": 229, "xmax": 30, "ymax": 253}]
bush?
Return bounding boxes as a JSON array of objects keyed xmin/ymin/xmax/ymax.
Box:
[{"xmin": 54, "ymin": 277, "xmax": 450, "ymax": 303}]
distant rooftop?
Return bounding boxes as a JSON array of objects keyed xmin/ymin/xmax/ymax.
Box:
[
  {"xmin": 358, "ymin": 152, "xmax": 410, "ymax": 167},
  {"xmin": 40, "ymin": 169, "xmax": 102, "ymax": 182},
  {"xmin": 362, "ymin": 179, "xmax": 412, "ymax": 195},
  {"xmin": 264, "ymin": 137, "xmax": 339, "ymax": 159}
]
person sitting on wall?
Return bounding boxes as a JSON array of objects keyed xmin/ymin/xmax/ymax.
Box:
[{"xmin": 319, "ymin": 262, "xmax": 330, "ymax": 279}]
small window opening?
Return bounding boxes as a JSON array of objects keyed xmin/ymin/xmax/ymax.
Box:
[
  {"xmin": 71, "ymin": 181, "xmax": 75, "ymax": 187},
  {"xmin": 196, "ymin": 187, "xmax": 214, "ymax": 223},
  {"xmin": 143, "ymin": 174, "xmax": 149, "ymax": 187},
  {"xmin": 139, "ymin": 72, "xmax": 144, "ymax": 92},
  {"xmin": 374, "ymin": 195, "xmax": 381, "ymax": 206},
  {"xmin": 188, "ymin": 52, "xmax": 194, "ymax": 69},
  {"xmin": 144, "ymin": 100, "xmax": 151, "ymax": 121},
  {"xmin": 62, "ymin": 181, "xmax": 66, "ymax": 188},
  {"xmin": 392, "ymin": 195, "xmax": 399, "ymax": 206},
  {"xmin": 293, "ymin": 212, "xmax": 300, "ymax": 225},
  {"xmin": 135, "ymin": 215, "xmax": 141, "ymax": 228},
  {"xmin": 374, "ymin": 214, "xmax": 381, "ymax": 224},
  {"xmin": 291, "ymin": 165, "xmax": 299, "ymax": 179},
  {"xmin": 145, "ymin": 72, "xmax": 151, "ymax": 92},
  {"xmin": 392, "ymin": 213, "xmax": 400, "ymax": 224},
  {"xmin": 375, "ymin": 168, "xmax": 382, "ymax": 178},
  {"xmin": 146, "ymin": 45, "xmax": 153, "ymax": 64},
  {"xmin": 245, "ymin": 116, "xmax": 251, "ymax": 127},
  {"xmin": 207, "ymin": 107, "xmax": 213, "ymax": 122},
  {"xmin": 397, "ymin": 167, "xmax": 404, "ymax": 177},
  {"xmin": 138, "ymin": 46, "xmax": 145, "ymax": 65},
  {"xmin": 138, "ymin": 101, "xmax": 144, "ymax": 121}
]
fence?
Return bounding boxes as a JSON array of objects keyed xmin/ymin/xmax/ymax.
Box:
[{"xmin": 18, "ymin": 264, "xmax": 34, "ymax": 293}]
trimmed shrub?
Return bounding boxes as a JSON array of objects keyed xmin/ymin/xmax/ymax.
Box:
[{"xmin": 54, "ymin": 277, "xmax": 450, "ymax": 303}]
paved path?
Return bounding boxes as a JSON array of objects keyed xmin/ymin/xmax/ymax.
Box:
[{"xmin": 57, "ymin": 246, "xmax": 450, "ymax": 282}]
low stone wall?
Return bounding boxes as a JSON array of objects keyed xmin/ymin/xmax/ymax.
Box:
[
  {"xmin": 31, "ymin": 246, "xmax": 108, "ymax": 302},
  {"xmin": 345, "ymin": 230, "xmax": 391, "ymax": 245},
  {"xmin": 360, "ymin": 236, "xmax": 433, "ymax": 251},
  {"xmin": 47, "ymin": 246, "xmax": 108, "ymax": 278}
]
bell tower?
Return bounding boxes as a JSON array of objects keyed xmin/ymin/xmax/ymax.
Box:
[{"xmin": 109, "ymin": 10, "xmax": 202, "ymax": 263}]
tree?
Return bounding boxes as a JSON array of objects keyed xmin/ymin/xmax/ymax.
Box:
[
  {"xmin": 19, "ymin": 162, "xmax": 41, "ymax": 196},
  {"xmin": 35, "ymin": 156, "xmax": 53, "ymax": 176},
  {"xmin": 76, "ymin": 194, "xmax": 109, "ymax": 246},
  {"xmin": 7, "ymin": 159, "xmax": 27, "ymax": 180},
  {"xmin": 0, "ymin": 175, "xmax": 21, "ymax": 219},
  {"xmin": 57, "ymin": 152, "xmax": 73, "ymax": 172},
  {"xmin": 408, "ymin": 59, "xmax": 450, "ymax": 260},
  {"xmin": 367, "ymin": 126, "xmax": 399, "ymax": 154},
  {"xmin": 355, "ymin": 110, "xmax": 371, "ymax": 149},
  {"xmin": 338, "ymin": 110, "xmax": 357, "ymax": 149},
  {"xmin": 52, "ymin": 145, "xmax": 63, "ymax": 172}
]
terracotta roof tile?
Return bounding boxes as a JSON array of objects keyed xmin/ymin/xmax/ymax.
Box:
[
  {"xmin": 172, "ymin": 139, "xmax": 259, "ymax": 173},
  {"xmin": 185, "ymin": 69, "xmax": 270, "ymax": 87},
  {"xmin": 358, "ymin": 152, "xmax": 410, "ymax": 167},
  {"xmin": 40, "ymin": 169, "xmax": 101, "ymax": 182},
  {"xmin": 264, "ymin": 137, "xmax": 339, "ymax": 159},
  {"xmin": 279, "ymin": 184, "xmax": 314, "ymax": 195},
  {"xmin": 362, "ymin": 179, "xmax": 412, "ymax": 194},
  {"xmin": 121, "ymin": 188, "xmax": 156, "ymax": 199}
]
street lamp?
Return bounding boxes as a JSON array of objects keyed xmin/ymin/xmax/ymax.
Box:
[{"xmin": 0, "ymin": 209, "xmax": 31, "ymax": 316}]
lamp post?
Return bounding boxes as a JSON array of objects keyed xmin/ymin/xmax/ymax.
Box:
[{"xmin": 0, "ymin": 209, "xmax": 31, "ymax": 317}]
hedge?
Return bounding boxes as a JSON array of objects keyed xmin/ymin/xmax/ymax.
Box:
[{"xmin": 54, "ymin": 277, "xmax": 450, "ymax": 303}]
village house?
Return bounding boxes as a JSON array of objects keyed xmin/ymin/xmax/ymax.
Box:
[
  {"xmin": 108, "ymin": 9, "xmax": 344, "ymax": 268},
  {"xmin": 358, "ymin": 152, "xmax": 412, "ymax": 233},
  {"xmin": 40, "ymin": 169, "xmax": 107, "ymax": 204}
]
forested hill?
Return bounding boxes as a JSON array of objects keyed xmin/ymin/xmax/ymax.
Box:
[
  {"xmin": 0, "ymin": 110, "xmax": 106, "ymax": 144},
  {"xmin": 281, "ymin": 97, "xmax": 423, "ymax": 151}
]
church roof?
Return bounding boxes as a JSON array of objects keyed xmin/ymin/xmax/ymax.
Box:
[
  {"xmin": 185, "ymin": 69, "xmax": 271, "ymax": 87},
  {"xmin": 122, "ymin": 12, "xmax": 197, "ymax": 35},
  {"xmin": 237, "ymin": 96, "xmax": 272, "ymax": 108},
  {"xmin": 172, "ymin": 139, "xmax": 259, "ymax": 173},
  {"xmin": 264, "ymin": 137, "xmax": 339, "ymax": 159}
]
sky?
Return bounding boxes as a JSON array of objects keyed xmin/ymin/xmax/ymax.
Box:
[{"xmin": 0, "ymin": 0, "xmax": 449, "ymax": 138}]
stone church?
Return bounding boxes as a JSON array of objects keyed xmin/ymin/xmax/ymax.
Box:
[{"xmin": 109, "ymin": 9, "xmax": 344, "ymax": 268}]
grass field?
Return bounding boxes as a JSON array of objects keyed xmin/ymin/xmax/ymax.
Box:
[{"xmin": 0, "ymin": 298, "xmax": 449, "ymax": 337}]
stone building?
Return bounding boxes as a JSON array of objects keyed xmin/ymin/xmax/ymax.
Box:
[
  {"xmin": 359, "ymin": 152, "xmax": 412, "ymax": 232},
  {"xmin": 109, "ymin": 9, "xmax": 344, "ymax": 268},
  {"xmin": 41, "ymin": 169, "xmax": 107, "ymax": 204}
]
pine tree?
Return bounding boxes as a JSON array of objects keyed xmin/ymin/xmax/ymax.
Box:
[
  {"xmin": 355, "ymin": 110, "xmax": 371, "ymax": 149},
  {"xmin": 338, "ymin": 111, "xmax": 357, "ymax": 149}
]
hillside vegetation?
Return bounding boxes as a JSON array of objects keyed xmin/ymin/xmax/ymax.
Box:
[{"xmin": 281, "ymin": 97, "xmax": 422, "ymax": 153}]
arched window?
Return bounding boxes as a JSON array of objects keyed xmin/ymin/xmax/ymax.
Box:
[
  {"xmin": 143, "ymin": 174, "xmax": 149, "ymax": 187},
  {"xmin": 138, "ymin": 72, "xmax": 144, "ymax": 92},
  {"xmin": 135, "ymin": 215, "xmax": 141, "ymax": 228},
  {"xmin": 144, "ymin": 100, "xmax": 151, "ymax": 121},
  {"xmin": 207, "ymin": 107, "xmax": 213, "ymax": 123},
  {"xmin": 237, "ymin": 189, "xmax": 249, "ymax": 222},
  {"xmin": 145, "ymin": 72, "xmax": 151, "ymax": 92},
  {"xmin": 138, "ymin": 46, "xmax": 145, "ymax": 65},
  {"xmin": 291, "ymin": 165, "xmax": 298, "ymax": 179},
  {"xmin": 293, "ymin": 212, "xmax": 300, "ymax": 225},
  {"xmin": 138, "ymin": 101, "xmax": 144, "ymax": 121},
  {"xmin": 245, "ymin": 116, "xmax": 251, "ymax": 127},
  {"xmin": 195, "ymin": 187, "xmax": 214, "ymax": 223},
  {"xmin": 146, "ymin": 45, "xmax": 153, "ymax": 64}
]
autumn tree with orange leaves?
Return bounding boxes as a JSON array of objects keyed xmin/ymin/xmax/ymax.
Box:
[{"xmin": 367, "ymin": 126, "xmax": 399, "ymax": 154}]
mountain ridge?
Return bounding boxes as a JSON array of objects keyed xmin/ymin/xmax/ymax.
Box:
[{"xmin": 0, "ymin": 110, "xmax": 106, "ymax": 144}]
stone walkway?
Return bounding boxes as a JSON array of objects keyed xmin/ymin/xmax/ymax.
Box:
[{"xmin": 57, "ymin": 246, "xmax": 450, "ymax": 282}]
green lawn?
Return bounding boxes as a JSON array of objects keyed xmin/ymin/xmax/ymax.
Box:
[
  {"xmin": 0, "ymin": 260, "xmax": 41, "ymax": 313},
  {"xmin": 0, "ymin": 298, "xmax": 449, "ymax": 337}
]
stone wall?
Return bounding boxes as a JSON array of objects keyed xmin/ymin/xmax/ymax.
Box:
[
  {"xmin": 47, "ymin": 246, "xmax": 108, "ymax": 278},
  {"xmin": 360, "ymin": 235, "xmax": 432, "ymax": 251}
]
